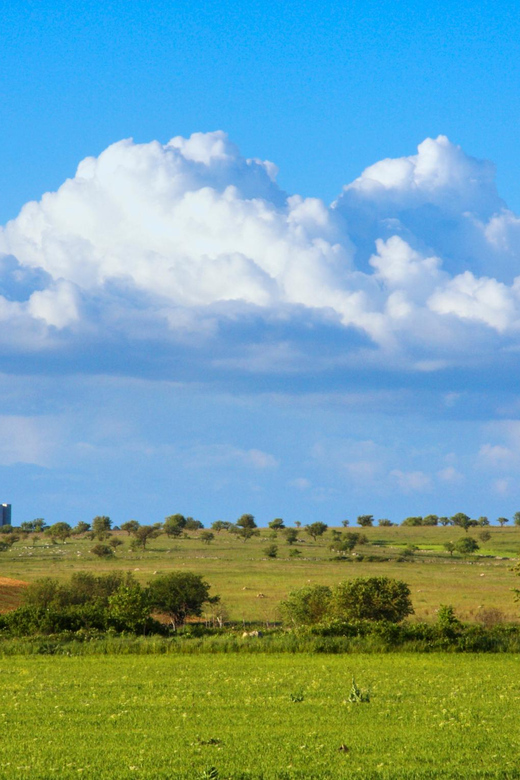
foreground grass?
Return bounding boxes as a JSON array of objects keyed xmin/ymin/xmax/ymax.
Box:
[
  {"xmin": 0, "ymin": 654, "xmax": 519, "ymax": 778},
  {"xmin": 1, "ymin": 525, "xmax": 520, "ymax": 622}
]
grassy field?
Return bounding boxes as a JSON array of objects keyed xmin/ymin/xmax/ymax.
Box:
[
  {"xmin": 0, "ymin": 653, "xmax": 519, "ymax": 779},
  {"xmin": 1, "ymin": 524, "xmax": 519, "ymax": 623}
]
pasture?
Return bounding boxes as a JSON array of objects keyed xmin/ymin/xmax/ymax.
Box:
[
  {"xmin": 0, "ymin": 524, "xmax": 519, "ymax": 623},
  {"xmin": 0, "ymin": 653, "xmax": 519, "ymax": 778}
]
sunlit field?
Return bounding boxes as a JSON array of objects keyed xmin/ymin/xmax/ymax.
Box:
[
  {"xmin": 1, "ymin": 525, "xmax": 519, "ymax": 623},
  {"xmin": 0, "ymin": 654, "xmax": 519, "ymax": 779}
]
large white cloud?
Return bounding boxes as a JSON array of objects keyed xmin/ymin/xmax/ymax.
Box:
[{"xmin": 1, "ymin": 131, "xmax": 520, "ymax": 375}]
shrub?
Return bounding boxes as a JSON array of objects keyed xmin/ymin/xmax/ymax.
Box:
[
  {"xmin": 279, "ymin": 585, "xmax": 332, "ymax": 626},
  {"xmin": 263, "ymin": 544, "xmax": 278, "ymax": 558},
  {"xmin": 91, "ymin": 544, "xmax": 114, "ymax": 558},
  {"xmin": 331, "ymin": 577, "xmax": 414, "ymax": 623}
]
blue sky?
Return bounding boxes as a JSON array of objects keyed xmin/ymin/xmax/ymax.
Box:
[{"xmin": 1, "ymin": 0, "xmax": 520, "ymax": 526}]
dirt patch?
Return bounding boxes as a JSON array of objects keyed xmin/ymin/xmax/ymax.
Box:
[{"xmin": 0, "ymin": 577, "xmax": 28, "ymax": 613}]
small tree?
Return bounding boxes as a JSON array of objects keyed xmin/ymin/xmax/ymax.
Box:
[
  {"xmin": 92, "ymin": 516, "xmax": 112, "ymax": 540},
  {"xmin": 185, "ymin": 517, "xmax": 204, "ymax": 530},
  {"xmin": 268, "ymin": 518, "xmax": 285, "ymax": 532},
  {"xmin": 236, "ymin": 526, "xmax": 259, "ymax": 542},
  {"xmin": 109, "ymin": 537, "xmax": 124, "ymax": 550},
  {"xmin": 443, "ymin": 541, "xmax": 455, "ymax": 556},
  {"xmin": 45, "ymin": 522, "xmax": 72, "ymax": 544},
  {"xmin": 357, "ymin": 515, "xmax": 374, "ymax": 527},
  {"xmin": 422, "ymin": 515, "xmax": 438, "ymax": 526},
  {"xmin": 401, "ymin": 516, "xmax": 423, "ymax": 527},
  {"xmin": 378, "ymin": 519, "xmax": 394, "ymax": 527},
  {"xmin": 200, "ymin": 531, "xmax": 215, "ymax": 545},
  {"xmin": 305, "ymin": 522, "xmax": 328, "ymax": 541},
  {"xmin": 438, "ymin": 517, "xmax": 451, "ymax": 526},
  {"xmin": 164, "ymin": 515, "xmax": 186, "ymax": 537},
  {"xmin": 264, "ymin": 544, "xmax": 278, "ymax": 558},
  {"xmin": 236, "ymin": 514, "xmax": 257, "ymax": 530},
  {"xmin": 121, "ymin": 520, "xmax": 140, "ymax": 535},
  {"xmin": 514, "ymin": 512, "xmax": 520, "ymax": 527},
  {"xmin": 454, "ymin": 537, "xmax": 479, "ymax": 555},
  {"xmin": 284, "ymin": 528, "xmax": 298, "ymax": 545},
  {"xmin": 148, "ymin": 572, "xmax": 216, "ymax": 629},
  {"xmin": 331, "ymin": 577, "xmax": 414, "ymax": 623},
  {"xmin": 479, "ymin": 530, "xmax": 491, "ymax": 543},
  {"xmin": 211, "ymin": 521, "xmax": 227, "ymax": 533},
  {"xmin": 294, "ymin": 521, "xmax": 301, "ymax": 529},
  {"xmin": 341, "ymin": 519, "xmax": 350, "ymax": 527},
  {"xmin": 451, "ymin": 513, "xmax": 476, "ymax": 533},
  {"xmin": 497, "ymin": 517, "xmax": 509, "ymax": 528},
  {"xmin": 477, "ymin": 516, "xmax": 490, "ymax": 526},
  {"xmin": 72, "ymin": 521, "xmax": 91, "ymax": 535},
  {"xmin": 130, "ymin": 525, "xmax": 162, "ymax": 550}
]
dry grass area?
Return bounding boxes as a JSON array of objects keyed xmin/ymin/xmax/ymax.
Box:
[{"xmin": 0, "ymin": 577, "xmax": 27, "ymax": 613}]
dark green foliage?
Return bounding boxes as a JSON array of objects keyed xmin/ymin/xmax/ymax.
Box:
[
  {"xmin": 401, "ymin": 516, "xmax": 423, "ymax": 526},
  {"xmin": 164, "ymin": 514, "xmax": 187, "ymax": 537},
  {"xmin": 24, "ymin": 572, "xmax": 136, "ymax": 609},
  {"xmin": 185, "ymin": 517, "xmax": 204, "ymax": 530},
  {"xmin": 263, "ymin": 544, "xmax": 278, "ymax": 558},
  {"xmin": 121, "ymin": 520, "xmax": 140, "ymax": 535},
  {"xmin": 210, "ymin": 520, "xmax": 228, "ymax": 533},
  {"xmin": 236, "ymin": 514, "xmax": 257, "ymax": 529},
  {"xmin": 45, "ymin": 522, "xmax": 72, "ymax": 543},
  {"xmin": 378, "ymin": 518, "xmax": 394, "ymax": 527},
  {"xmin": 497, "ymin": 516, "xmax": 509, "ymax": 527},
  {"xmin": 479, "ymin": 529, "xmax": 491, "ymax": 543},
  {"xmin": 451, "ymin": 512, "xmax": 477, "ymax": 532},
  {"xmin": 107, "ymin": 582, "xmax": 151, "ymax": 633},
  {"xmin": 331, "ymin": 577, "xmax": 414, "ymax": 623},
  {"xmin": 200, "ymin": 531, "xmax": 215, "ymax": 545},
  {"xmin": 330, "ymin": 531, "xmax": 366, "ymax": 556},
  {"xmin": 148, "ymin": 572, "xmax": 216, "ymax": 627},
  {"xmin": 454, "ymin": 537, "xmax": 479, "ymax": 555},
  {"xmin": 283, "ymin": 528, "xmax": 298, "ymax": 545},
  {"xmin": 91, "ymin": 543, "xmax": 114, "ymax": 557},
  {"xmin": 305, "ymin": 522, "xmax": 328, "ymax": 540},
  {"xmin": 268, "ymin": 518, "xmax": 285, "ymax": 531},
  {"xmin": 422, "ymin": 515, "xmax": 438, "ymax": 526},
  {"xmin": 279, "ymin": 585, "xmax": 332, "ymax": 626},
  {"xmin": 130, "ymin": 524, "xmax": 162, "ymax": 550},
  {"xmin": 357, "ymin": 515, "xmax": 374, "ymax": 527},
  {"xmin": 92, "ymin": 516, "xmax": 112, "ymax": 540},
  {"xmin": 71, "ymin": 521, "xmax": 91, "ymax": 535}
]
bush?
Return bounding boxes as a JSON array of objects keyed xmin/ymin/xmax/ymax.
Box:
[
  {"xmin": 279, "ymin": 585, "xmax": 332, "ymax": 626},
  {"xmin": 331, "ymin": 577, "xmax": 414, "ymax": 623},
  {"xmin": 91, "ymin": 544, "xmax": 114, "ymax": 558}
]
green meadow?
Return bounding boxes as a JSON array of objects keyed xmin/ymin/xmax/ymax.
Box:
[
  {"xmin": 1, "ymin": 524, "xmax": 519, "ymax": 622},
  {"xmin": 0, "ymin": 654, "xmax": 519, "ymax": 779}
]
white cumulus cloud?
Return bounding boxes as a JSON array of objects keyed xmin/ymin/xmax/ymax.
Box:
[{"xmin": 1, "ymin": 131, "xmax": 520, "ymax": 378}]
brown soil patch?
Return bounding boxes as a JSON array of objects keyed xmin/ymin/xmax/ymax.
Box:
[{"xmin": 0, "ymin": 577, "xmax": 28, "ymax": 613}]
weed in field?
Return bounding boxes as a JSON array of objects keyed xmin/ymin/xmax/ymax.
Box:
[{"xmin": 347, "ymin": 677, "xmax": 370, "ymax": 703}]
